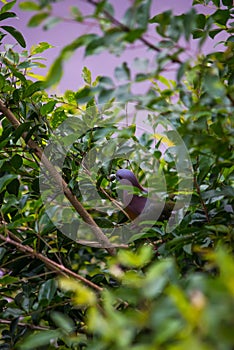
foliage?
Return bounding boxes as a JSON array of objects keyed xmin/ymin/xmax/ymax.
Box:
[{"xmin": 0, "ymin": 0, "xmax": 233, "ymax": 349}]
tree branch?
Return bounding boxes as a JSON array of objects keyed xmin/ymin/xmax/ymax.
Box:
[
  {"xmin": 0, "ymin": 231, "xmax": 103, "ymax": 291},
  {"xmin": 0, "ymin": 319, "xmax": 51, "ymax": 331},
  {"xmin": 0, "ymin": 100, "xmax": 116, "ymax": 255},
  {"xmin": 86, "ymin": 0, "xmax": 181, "ymax": 64}
]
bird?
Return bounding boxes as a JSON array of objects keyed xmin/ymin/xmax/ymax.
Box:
[
  {"xmin": 115, "ymin": 169, "xmax": 148, "ymax": 220},
  {"xmin": 114, "ymin": 168, "xmax": 177, "ymax": 223}
]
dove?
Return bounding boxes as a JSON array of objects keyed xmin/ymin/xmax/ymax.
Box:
[{"xmin": 115, "ymin": 169, "xmax": 176, "ymax": 223}]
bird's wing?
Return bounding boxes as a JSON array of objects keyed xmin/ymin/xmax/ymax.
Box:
[{"xmin": 124, "ymin": 194, "xmax": 148, "ymax": 220}]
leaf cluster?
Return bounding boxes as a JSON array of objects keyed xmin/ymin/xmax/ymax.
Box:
[{"xmin": 0, "ymin": 1, "xmax": 233, "ymax": 349}]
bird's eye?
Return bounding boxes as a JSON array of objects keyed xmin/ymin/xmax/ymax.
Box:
[{"xmin": 118, "ymin": 176, "xmax": 122, "ymax": 179}]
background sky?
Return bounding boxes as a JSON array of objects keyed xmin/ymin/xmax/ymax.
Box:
[{"xmin": 5, "ymin": 0, "xmax": 225, "ymax": 93}]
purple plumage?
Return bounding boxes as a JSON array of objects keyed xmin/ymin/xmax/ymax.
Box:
[
  {"xmin": 115, "ymin": 169, "xmax": 174, "ymax": 222},
  {"xmin": 116, "ymin": 169, "xmax": 148, "ymax": 219}
]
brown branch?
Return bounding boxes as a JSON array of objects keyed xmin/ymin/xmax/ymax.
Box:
[
  {"xmin": 0, "ymin": 318, "xmax": 51, "ymax": 330},
  {"xmin": 99, "ymin": 186, "xmax": 131, "ymax": 220},
  {"xmin": 85, "ymin": 0, "xmax": 181, "ymax": 64},
  {"xmin": 0, "ymin": 231, "xmax": 103, "ymax": 291},
  {"xmin": 0, "ymin": 100, "xmax": 115, "ymax": 255},
  {"xmin": 227, "ymin": 92, "xmax": 234, "ymax": 106}
]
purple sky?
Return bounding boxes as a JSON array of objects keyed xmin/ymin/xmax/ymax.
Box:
[{"xmin": 5, "ymin": 0, "xmax": 225, "ymax": 93}]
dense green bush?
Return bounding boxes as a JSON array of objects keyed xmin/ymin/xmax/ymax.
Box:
[{"xmin": 0, "ymin": 0, "xmax": 233, "ymax": 349}]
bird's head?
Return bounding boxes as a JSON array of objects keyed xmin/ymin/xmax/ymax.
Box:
[
  {"xmin": 114, "ymin": 169, "xmax": 147, "ymax": 219},
  {"xmin": 116, "ymin": 169, "xmax": 145, "ymax": 191}
]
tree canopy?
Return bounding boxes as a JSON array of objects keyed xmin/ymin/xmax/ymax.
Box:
[{"xmin": 0, "ymin": 0, "xmax": 233, "ymax": 349}]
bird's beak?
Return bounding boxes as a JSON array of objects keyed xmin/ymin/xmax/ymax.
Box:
[{"xmin": 109, "ymin": 174, "xmax": 116, "ymax": 181}]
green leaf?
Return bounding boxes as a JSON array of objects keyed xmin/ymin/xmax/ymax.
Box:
[
  {"xmin": 196, "ymin": 14, "xmax": 206, "ymax": 30},
  {"xmin": 75, "ymin": 86, "xmax": 93, "ymax": 104},
  {"xmin": 149, "ymin": 10, "xmax": 171, "ymax": 25},
  {"xmin": 65, "ymin": 33, "xmax": 98, "ymax": 56},
  {"xmin": 0, "ymin": 12, "xmax": 16, "ymax": 21},
  {"xmin": 38, "ymin": 279, "xmax": 57, "ymax": 305},
  {"xmin": 13, "ymin": 122, "xmax": 32, "ymax": 141},
  {"xmin": 30, "ymin": 41, "xmax": 54, "ymax": 55},
  {"xmin": 114, "ymin": 83, "xmax": 132, "ymax": 101},
  {"xmin": 204, "ymin": 73, "xmax": 225, "ymax": 98},
  {"xmin": 0, "ymin": 174, "xmax": 18, "ymax": 192},
  {"xmin": 0, "ymin": 0, "xmax": 16, "ymax": 13},
  {"xmin": 193, "ymin": 29, "xmax": 204, "ymax": 39},
  {"xmin": 122, "ymin": 0, "xmax": 151, "ymax": 30},
  {"xmin": 23, "ymin": 81, "xmax": 44, "ymax": 98},
  {"xmin": 98, "ymin": 76, "xmax": 114, "ymax": 88},
  {"xmin": 17, "ymin": 60, "xmax": 45, "ymax": 69},
  {"xmin": 206, "ymin": 224, "xmax": 230, "ymax": 234},
  {"xmin": 19, "ymin": 1, "xmax": 40, "ymax": 11},
  {"xmin": 40, "ymin": 100, "xmax": 56, "ymax": 116},
  {"xmin": 98, "ymin": 88, "xmax": 114, "ymax": 104},
  {"xmin": 177, "ymin": 61, "xmax": 189, "ymax": 81},
  {"xmin": 70, "ymin": 6, "xmax": 83, "ymax": 21},
  {"xmin": 43, "ymin": 16, "xmax": 61, "ymax": 30},
  {"xmin": 0, "ymin": 247, "xmax": 6, "ymax": 261},
  {"xmin": 135, "ymin": 0, "xmax": 151, "ymax": 30},
  {"xmin": 0, "ymin": 275, "xmax": 19, "ymax": 285},
  {"xmin": 28, "ymin": 12, "xmax": 49, "ymax": 27},
  {"xmin": 212, "ymin": 9, "xmax": 230, "ymax": 26},
  {"xmin": 212, "ymin": 0, "xmax": 220, "ymax": 5},
  {"xmin": 1, "ymin": 194, "xmax": 18, "ymax": 215},
  {"xmin": 135, "ymin": 73, "xmax": 150, "ymax": 81},
  {"xmin": 85, "ymin": 36, "xmax": 105, "ymax": 56},
  {"xmin": 133, "ymin": 57, "xmax": 149, "ymax": 71},
  {"xmin": 114, "ymin": 62, "xmax": 130, "ymax": 81},
  {"xmin": 94, "ymin": 0, "xmax": 108, "ymax": 16},
  {"xmin": 85, "ymin": 31, "xmax": 125, "ymax": 56},
  {"xmin": 9, "ymin": 66, "xmax": 27, "ymax": 82},
  {"xmin": 183, "ymin": 10, "xmax": 196, "ymax": 41},
  {"xmin": 6, "ymin": 177, "xmax": 20, "ymax": 196},
  {"xmin": 50, "ymin": 311, "xmax": 75, "ymax": 334},
  {"xmin": 45, "ymin": 34, "xmax": 97, "ymax": 87},
  {"xmin": 13, "ymin": 89, "xmax": 21, "ymax": 103},
  {"xmin": 123, "ymin": 28, "xmax": 145, "ymax": 43},
  {"xmin": 118, "ymin": 246, "xmax": 153, "ymax": 268},
  {"xmin": 209, "ymin": 28, "xmax": 223, "ymax": 39},
  {"xmin": 92, "ymin": 126, "xmax": 116, "ymax": 141},
  {"xmin": 82, "ymin": 66, "xmax": 92, "ymax": 85},
  {"xmin": 143, "ymin": 259, "xmax": 175, "ymax": 298},
  {"xmin": 64, "ymin": 89, "xmax": 76, "ymax": 103},
  {"xmin": 0, "ymin": 73, "xmax": 6, "ymax": 89},
  {"xmin": 0, "ymin": 25, "xmax": 26, "ymax": 47},
  {"xmin": 11, "ymin": 154, "xmax": 23, "ymax": 169},
  {"xmin": 227, "ymin": 35, "xmax": 234, "ymax": 43},
  {"xmin": 38, "ymin": 213, "xmax": 56, "ymax": 235},
  {"xmin": 158, "ymin": 75, "xmax": 171, "ymax": 88},
  {"xmin": 222, "ymin": 0, "xmax": 233, "ymax": 6},
  {"xmin": 44, "ymin": 57, "xmax": 63, "ymax": 87},
  {"xmin": 18, "ymin": 330, "xmax": 60, "ymax": 350}
]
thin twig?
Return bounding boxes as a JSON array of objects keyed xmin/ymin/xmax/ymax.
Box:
[
  {"xmin": 0, "ymin": 319, "xmax": 51, "ymax": 331},
  {"xmin": 85, "ymin": 0, "xmax": 181, "ymax": 64},
  {"xmin": 99, "ymin": 186, "xmax": 131, "ymax": 220}
]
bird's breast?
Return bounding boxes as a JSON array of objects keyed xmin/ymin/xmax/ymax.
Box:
[{"xmin": 123, "ymin": 192, "xmax": 148, "ymax": 220}]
